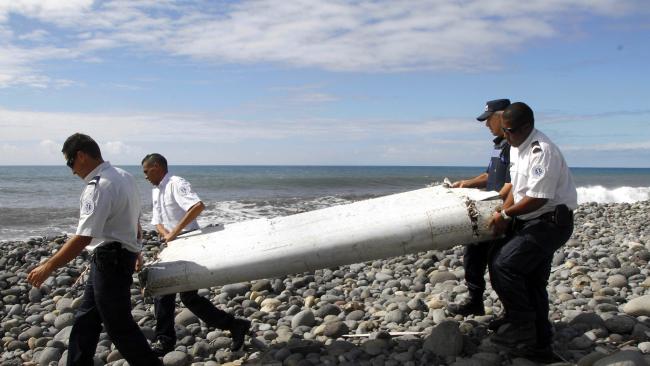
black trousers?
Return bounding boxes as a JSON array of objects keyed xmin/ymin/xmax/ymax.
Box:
[
  {"xmin": 67, "ymin": 243, "xmax": 160, "ymax": 366},
  {"xmin": 463, "ymin": 239, "xmax": 503, "ymax": 297},
  {"xmin": 154, "ymin": 290, "xmax": 235, "ymax": 346},
  {"xmin": 491, "ymin": 216, "xmax": 573, "ymax": 346}
]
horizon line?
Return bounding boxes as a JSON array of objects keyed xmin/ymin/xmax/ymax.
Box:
[{"xmin": 1, "ymin": 164, "xmax": 650, "ymax": 169}]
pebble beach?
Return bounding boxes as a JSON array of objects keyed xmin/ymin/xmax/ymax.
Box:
[{"xmin": 2, "ymin": 199, "xmax": 650, "ymax": 366}]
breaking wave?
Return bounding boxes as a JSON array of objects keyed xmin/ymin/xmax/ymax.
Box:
[{"xmin": 577, "ymin": 185, "xmax": 650, "ymax": 204}]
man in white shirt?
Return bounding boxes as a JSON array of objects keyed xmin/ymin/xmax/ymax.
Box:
[
  {"xmin": 28, "ymin": 133, "xmax": 161, "ymax": 366},
  {"xmin": 488, "ymin": 103, "xmax": 577, "ymax": 362},
  {"xmin": 142, "ymin": 153, "xmax": 250, "ymax": 356}
]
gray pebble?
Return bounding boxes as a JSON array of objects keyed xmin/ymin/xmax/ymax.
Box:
[
  {"xmin": 163, "ymin": 351, "xmax": 190, "ymax": 366},
  {"xmin": 292, "ymin": 309, "xmax": 316, "ymax": 329}
]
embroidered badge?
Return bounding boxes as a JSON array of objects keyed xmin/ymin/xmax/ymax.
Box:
[
  {"xmin": 532, "ymin": 165, "xmax": 545, "ymax": 178},
  {"xmin": 178, "ymin": 184, "xmax": 191, "ymax": 196},
  {"xmin": 81, "ymin": 199, "xmax": 95, "ymax": 216}
]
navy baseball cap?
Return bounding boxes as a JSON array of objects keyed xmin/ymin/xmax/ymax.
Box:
[{"xmin": 477, "ymin": 99, "xmax": 511, "ymax": 121}]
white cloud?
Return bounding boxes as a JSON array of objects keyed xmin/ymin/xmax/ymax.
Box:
[
  {"xmin": 0, "ymin": 0, "xmax": 94, "ymax": 23},
  {"xmin": 2, "ymin": 106, "xmax": 646, "ymax": 166},
  {"xmin": 564, "ymin": 141, "xmax": 650, "ymax": 152},
  {"xmin": 291, "ymin": 93, "xmax": 338, "ymax": 104},
  {"xmin": 39, "ymin": 139, "xmax": 60, "ymax": 154},
  {"xmin": 17, "ymin": 29, "xmax": 50, "ymax": 42},
  {"xmin": 0, "ymin": 106, "xmax": 492, "ymax": 164},
  {"xmin": 0, "ymin": 0, "xmax": 645, "ymax": 87},
  {"xmin": 0, "ymin": 106, "xmax": 478, "ymax": 144},
  {"xmin": 1, "ymin": 143, "xmax": 19, "ymax": 154},
  {"xmin": 102, "ymin": 140, "xmax": 141, "ymax": 156},
  {"xmin": 0, "ymin": 44, "xmax": 79, "ymax": 88}
]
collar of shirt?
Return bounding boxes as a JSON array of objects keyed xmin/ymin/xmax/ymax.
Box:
[
  {"xmin": 517, "ymin": 128, "xmax": 539, "ymax": 152},
  {"xmin": 493, "ymin": 136, "xmax": 507, "ymax": 148},
  {"xmin": 156, "ymin": 173, "xmax": 171, "ymax": 189},
  {"xmin": 83, "ymin": 161, "xmax": 110, "ymax": 183}
]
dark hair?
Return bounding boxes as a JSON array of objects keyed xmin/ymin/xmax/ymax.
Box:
[
  {"xmin": 142, "ymin": 153, "xmax": 168, "ymax": 172},
  {"xmin": 502, "ymin": 102, "xmax": 535, "ymax": 128},
  {"xmin": 61, "ymin": 133, "xmax": 102, "ymax": 160}
]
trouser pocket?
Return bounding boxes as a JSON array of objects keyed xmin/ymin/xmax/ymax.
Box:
[{"xmin": 94, "ymin": 243, "xmax": 132, "ymax": 275}]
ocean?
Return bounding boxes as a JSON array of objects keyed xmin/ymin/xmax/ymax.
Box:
[{"xmin": 1, "ymin": 165, "xmax": 649, "ymax": 241}]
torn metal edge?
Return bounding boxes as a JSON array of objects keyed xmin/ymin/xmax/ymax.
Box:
[{"xmin": 463, "ymin": 196, "xmax": 481, "ymax": 238}]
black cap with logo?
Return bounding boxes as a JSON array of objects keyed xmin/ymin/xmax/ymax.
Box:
[{"xmin": 476, "ymin": 99, "xmax": 511, "ymax": 121}]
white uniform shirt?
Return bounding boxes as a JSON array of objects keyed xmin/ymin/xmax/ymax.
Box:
[
  {"xmin": 510, "ymin": 128, "xmax": 577, "ymax": 220},
  {"xmin": 76, "ymin": 161, "xmax": 142, "ymax": 253},
  {"xmin": 151, "ymin": 174, "xmax": 201, "ymax": 232}
]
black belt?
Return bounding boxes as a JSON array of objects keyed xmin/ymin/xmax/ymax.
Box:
[
  {"xmin": 101, "ymin": 241, "xmax": 124, "ymax": 250},
  {"xmin": 92, "ymin": 241, "xmax": 130, "ymax": 259},
  {"xmin": 513, "ymin": 206, "xmax": 573, "ymax": 230}
]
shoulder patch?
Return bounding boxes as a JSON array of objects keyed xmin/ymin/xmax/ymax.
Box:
[
  {"xmin": 531, "ymin": 141, "xmax": 543, "ymax": 154},
  {"xmin": 88, "ymin": 175, "xmax": 101, "ymax": 186},
  {"xmin": 177, "ymin": 183, "xmax": 191, "ymax": 196},
  {"xmin": 531, "ymin": 165, "xmax": 545, "ymax": 178},
  {"xmin": 81, "ymin": 198, "xmax": 95, "ymax": 216}
]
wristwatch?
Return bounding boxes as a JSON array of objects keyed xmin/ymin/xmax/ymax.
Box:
[{"xmin": 500, "ymin": 209, "xmax": 511, "ymax": 221}]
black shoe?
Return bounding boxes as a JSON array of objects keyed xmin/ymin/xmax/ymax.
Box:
[
  {"xmin": 488, "ymin": 316, "xmax": 509, "ymax": 331},
  {"xmin": 151, "ymin": 340, "xmax": 174, "ymax": 357},
  {"xmin": 448, "ymin": 300, "xmax": 485, "ymax": 317},
  {"xmin": 230, "ymin": 318, "xmax": 251, "ymax": 351},
  {"xmin": 490, "ymin": 322, "xmax": 537, "ymax": 348},
  {"xmin": 510, "ymin": 344, "xmax": 560, "ymax": 363}
]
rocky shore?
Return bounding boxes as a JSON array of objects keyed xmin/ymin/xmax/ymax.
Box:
[{"xmin": 2, "ymin": 200, "xmax": 650, "ymax": 365}]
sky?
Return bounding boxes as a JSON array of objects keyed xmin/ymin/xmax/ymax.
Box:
[{"xmin": 0, "ymin": 0, "xmax": 649, "ymax": 167}]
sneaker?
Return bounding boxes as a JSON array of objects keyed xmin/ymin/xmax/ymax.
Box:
[
  {"xmin": 490, "ymin": 321, "xmax": 537, "ymax": 348},
  {"xmin": 151, "ymin": 340, "xmax": 174, "ymax": 357},
  {"xmin": 230, "ymin": 318, "xmax": 251, "ymax": 351},
  {"xmin": 448, "ymin": 300, "xmax": 485, "ymax": 317}
]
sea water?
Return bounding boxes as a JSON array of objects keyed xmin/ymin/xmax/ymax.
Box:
[{"xmin": 1, "ymin": 165, "xmax": 648, "ymax": 241}]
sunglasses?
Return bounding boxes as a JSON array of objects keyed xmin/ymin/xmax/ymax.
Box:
[
  {"xmin": 502, "ymin": 122, "xmax": 529, "ymax": 134},
  {"xmin": 66, "ymin": 152, "xmax": 77, "ymax": 169}
]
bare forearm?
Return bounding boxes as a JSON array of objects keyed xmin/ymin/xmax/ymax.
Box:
[
  {"xmin": 499, "ymin": 183, "xmax": 513, "ymax": 206},
  {"xmin": 156, "ymin": 224, "xmax": 169, "ymax": 237},
  {"xmin": 44, "ymin": 235, "xmax": 91, "ymax": 272},
  {"xmin": 502, "ymin": 196, "xmax": 548, "ymax": 217},
  {"xmin": 28, "ymin": 235, "xmax": 91, "ymax": 287},
  {"xmin": 169, "ymin": 201, "xmax": 205, "ymax": 238},
  {"xmin": 454, "ymin": 173, "xmax": 488, "ymax": 189}
]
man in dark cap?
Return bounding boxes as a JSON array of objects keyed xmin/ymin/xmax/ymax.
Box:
[{"xmin": 448, "ymin": 99, "xmax": 512, "ymax": 317}]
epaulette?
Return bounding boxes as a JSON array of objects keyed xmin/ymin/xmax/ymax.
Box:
[
  {"xmin": 88, "ymin": 175, "xmax": 101, "ymax": 186},
  {"xmin": 531, "ymin": 141, "xmax": 543, "ymax": 154}
]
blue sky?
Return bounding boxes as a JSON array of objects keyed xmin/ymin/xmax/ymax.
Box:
[{"xmin": 0, "ymin": 0, "xmax": 648, "ymax": 167}]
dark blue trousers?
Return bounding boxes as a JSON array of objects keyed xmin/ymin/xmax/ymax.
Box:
[
  {"xmin": 67, "ymin": 243, "xmax": 160, "ymax": 366},
  {"xmin": 491, "ymin": 216, "xmax": 573, "ymax": 346},
  {"xmin": 464, "ymin": 240, "xmax": 496, "ymax": 297},
  {"xmin": 154, "ymin": 290, "xmax": 234, "ymax": 346}
]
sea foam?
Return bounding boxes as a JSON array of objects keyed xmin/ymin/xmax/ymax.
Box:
[{"xmin": 577, "ymin": 185, "xmax": 650, "ymax": 204}]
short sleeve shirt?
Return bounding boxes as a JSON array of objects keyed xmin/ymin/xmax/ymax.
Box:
[
  {"xmin": 151, "ymin": 174, "xmax": 201, "ymax": 232},
  {"xmin": 76, "ymin": 162, "xmax": 142, "ymax": 253},
  {"xmin": 510, "ymin": 128, "xmax": 578, "ymax": 220}
]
